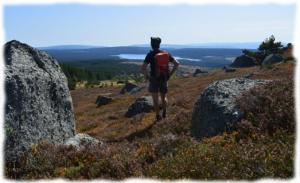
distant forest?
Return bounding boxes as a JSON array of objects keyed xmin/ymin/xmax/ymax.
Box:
[{"xmin": 60, "ymin": 59, "xmax": 141, "ymax": 89}]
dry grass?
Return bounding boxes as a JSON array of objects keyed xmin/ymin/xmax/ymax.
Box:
[
  {"xmin": 72, "ymin": 65, "xmax": 262, "ymax": 141},
  {"xmin": 72, "ymin": 62, "xmax": 294, "ymax": 141},
  {"xmin": 5, "ymin": 62, "xmax": 295, "ymax": 180}
]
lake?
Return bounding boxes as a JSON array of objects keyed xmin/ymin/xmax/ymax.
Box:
[{"xmin": 114, "ymin": 54, "xmax": 202, "ymax": 62}]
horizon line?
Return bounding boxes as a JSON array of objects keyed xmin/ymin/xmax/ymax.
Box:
[{"xmin": 36, "ymin": 41, "xmax": 266, "ymax": 48}]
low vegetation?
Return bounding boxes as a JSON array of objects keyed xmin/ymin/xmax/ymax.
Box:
[
  {"xmin": 147, "ymin": 76, "xmax": 295, "ymax": 179},
  {"xmin": 237, "ymin": 78, "xmax": 294, "ymax": 135},
  {"xmin": 5, "ymin": 60, "xmax": 295, "ymax": 180}
]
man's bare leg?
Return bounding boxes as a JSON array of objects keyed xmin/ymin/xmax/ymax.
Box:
[
  {"xmin": 152, "ymin": 92, "xmax": 161, "ymax": 120},
  {"xmin": 160, "ymin": 92, "xmax": 167, "ymax": 118}
]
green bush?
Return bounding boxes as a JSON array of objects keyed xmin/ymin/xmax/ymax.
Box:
[
  {"xmin": 258, "ymin": 35, "xmax": 283, "ymax": 55},
  {"xmin": 242, "ymin": 35, "xmax": 285, "ymax": 64}
]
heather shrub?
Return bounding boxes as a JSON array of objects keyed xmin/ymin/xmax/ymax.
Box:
[
  {"xmin": 135, "ymin": 133, "xmax": 184, "ymax": 163},
  {"xmin": 147, "ymin": 77, "xmax": 295, "ymax": 180},
  {"xmin": 236, "ymin": 78, "xmax": 294, "ymax": 135},
  {"xmin": 5, "ymin": 64, "xmax": 295, "ymax": 180},
  {"xmin": 151, "ymin": 110, "xmax": 191, "ymax": 136},
  {"xmin": 146, "ymin": 131, "xmax": 294, "ymax": 179},
  {"xmin": 6, "ymin": 141, "xmax": 143, "ymax": 180},
  {"xmin": 171, "ymin": 93, "xmax": 190, "ymax": 109}
]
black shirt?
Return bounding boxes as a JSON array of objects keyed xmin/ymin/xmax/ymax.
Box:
[{"xmin": 144, "ymin": 49, "xmax": 175, "ymax": 77}]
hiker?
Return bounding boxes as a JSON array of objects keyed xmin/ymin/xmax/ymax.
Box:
[{"xmin": 141, "ymin": 37, "xmax": 179, "ymax": 121}]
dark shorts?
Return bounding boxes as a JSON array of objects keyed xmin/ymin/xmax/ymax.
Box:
[{"xmin": 149, "ymin": 76, "xmax": 168, "ymax": 94}]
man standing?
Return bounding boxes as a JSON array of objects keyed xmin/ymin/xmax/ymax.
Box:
[{"xmin": 141, "ymin": 37, "xmax": 179, "ymax": 121}]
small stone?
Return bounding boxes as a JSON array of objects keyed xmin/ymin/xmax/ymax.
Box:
[
  {"xmin": 125, "ymin": 96, "xmax": 154, "ymax": 117},
  {"xmin": 95, "ymin": 96, "xmax": 113, "ymax": 107},
  {"xmin": 120, "ymin": 82, "xmax": 139, "ymax": 94},
  {"xmin": 64, "ymin": 133, "xmax": 104, "ymax": 150}
]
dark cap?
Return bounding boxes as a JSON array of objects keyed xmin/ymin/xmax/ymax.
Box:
[
  {"xmin": 151, "ymin": 37, "xmax": 161, "ymax": 49},
  {"xmin": 151, "ymin": 37, "xmax": 161, "ymax": 44}
]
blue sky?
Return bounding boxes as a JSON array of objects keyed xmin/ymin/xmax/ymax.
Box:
[{"xmin": 4, "ymin": 4, "xmax": 296, "ymax": 47}]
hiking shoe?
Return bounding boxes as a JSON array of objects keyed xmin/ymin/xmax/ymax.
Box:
[
  {"xmin": 162, "ymin": 109, "xmax": 167, "ymax": 118},
  {"xmin": 156, "ymin": 114, "xmax": 162, "ymax": 121}
]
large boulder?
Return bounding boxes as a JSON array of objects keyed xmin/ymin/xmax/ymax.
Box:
[
  {"xmin": 262, "ymin": 54, "xmax": 283, "ymax": 65},
  {"xmin": 4, "ymin": 40, "xmax": 75, "ymax": 162},
  {"xmin": 231, "ymin": 55, "xmax": 256, "ymax": 67},
  {"xmin": 191, "ymin": 78, "xmax": 268, "ymax": 139},
  {"xmin": 125, "ymin": 96, "xmax": 154, "ymax": 117}
]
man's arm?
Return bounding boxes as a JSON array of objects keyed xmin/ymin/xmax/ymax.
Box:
[
  {"xmin": 169, "ymin": 59, "xmax": 179, "ymax": 78},
  {"xmin": 141, "ymin": 62, "xmax": 149, "ymax": 80}
]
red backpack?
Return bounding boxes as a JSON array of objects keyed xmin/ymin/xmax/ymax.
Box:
[{"xmin": 154, "ymin": 51, "xmax": 169, "ymax": 78}]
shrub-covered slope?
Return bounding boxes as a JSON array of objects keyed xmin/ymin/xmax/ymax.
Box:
[{"xmin": 6, "ymin": 62, "xmax": 295, "ymax": 180}]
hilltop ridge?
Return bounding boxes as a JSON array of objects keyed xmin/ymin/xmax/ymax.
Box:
[{"xmin": 5, "ymin": 40, "xmax": 295, "ymax": 180}]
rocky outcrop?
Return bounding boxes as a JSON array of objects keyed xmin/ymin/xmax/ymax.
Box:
[
  {"xmin": 231, "ymin": 55, "xmax": 256, "ymax": 67},
  {"xmin": 125, "ymin": 96, "xmax": 154, "ymax": 117},
  {"xmin": 95, "ymin": 96, "xmax": 113, "ymax": 107},
  {"xmin": 64, "ymin": 133, "xmax": 104, "ymax": 149},
  {"xmin": 191, "ymin": 78, "xmax": 268, "ymax": 139},
  {"xmin": 5, "ymin": 40, "xmax": 75, "ymax": 162},
  {"xmin": 262, "ymin": 54, "xmax": 283, "ymax": 65},
  {"xmin": 120, "ymin": 82, "xmax": 138, "ymax": 94}
]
